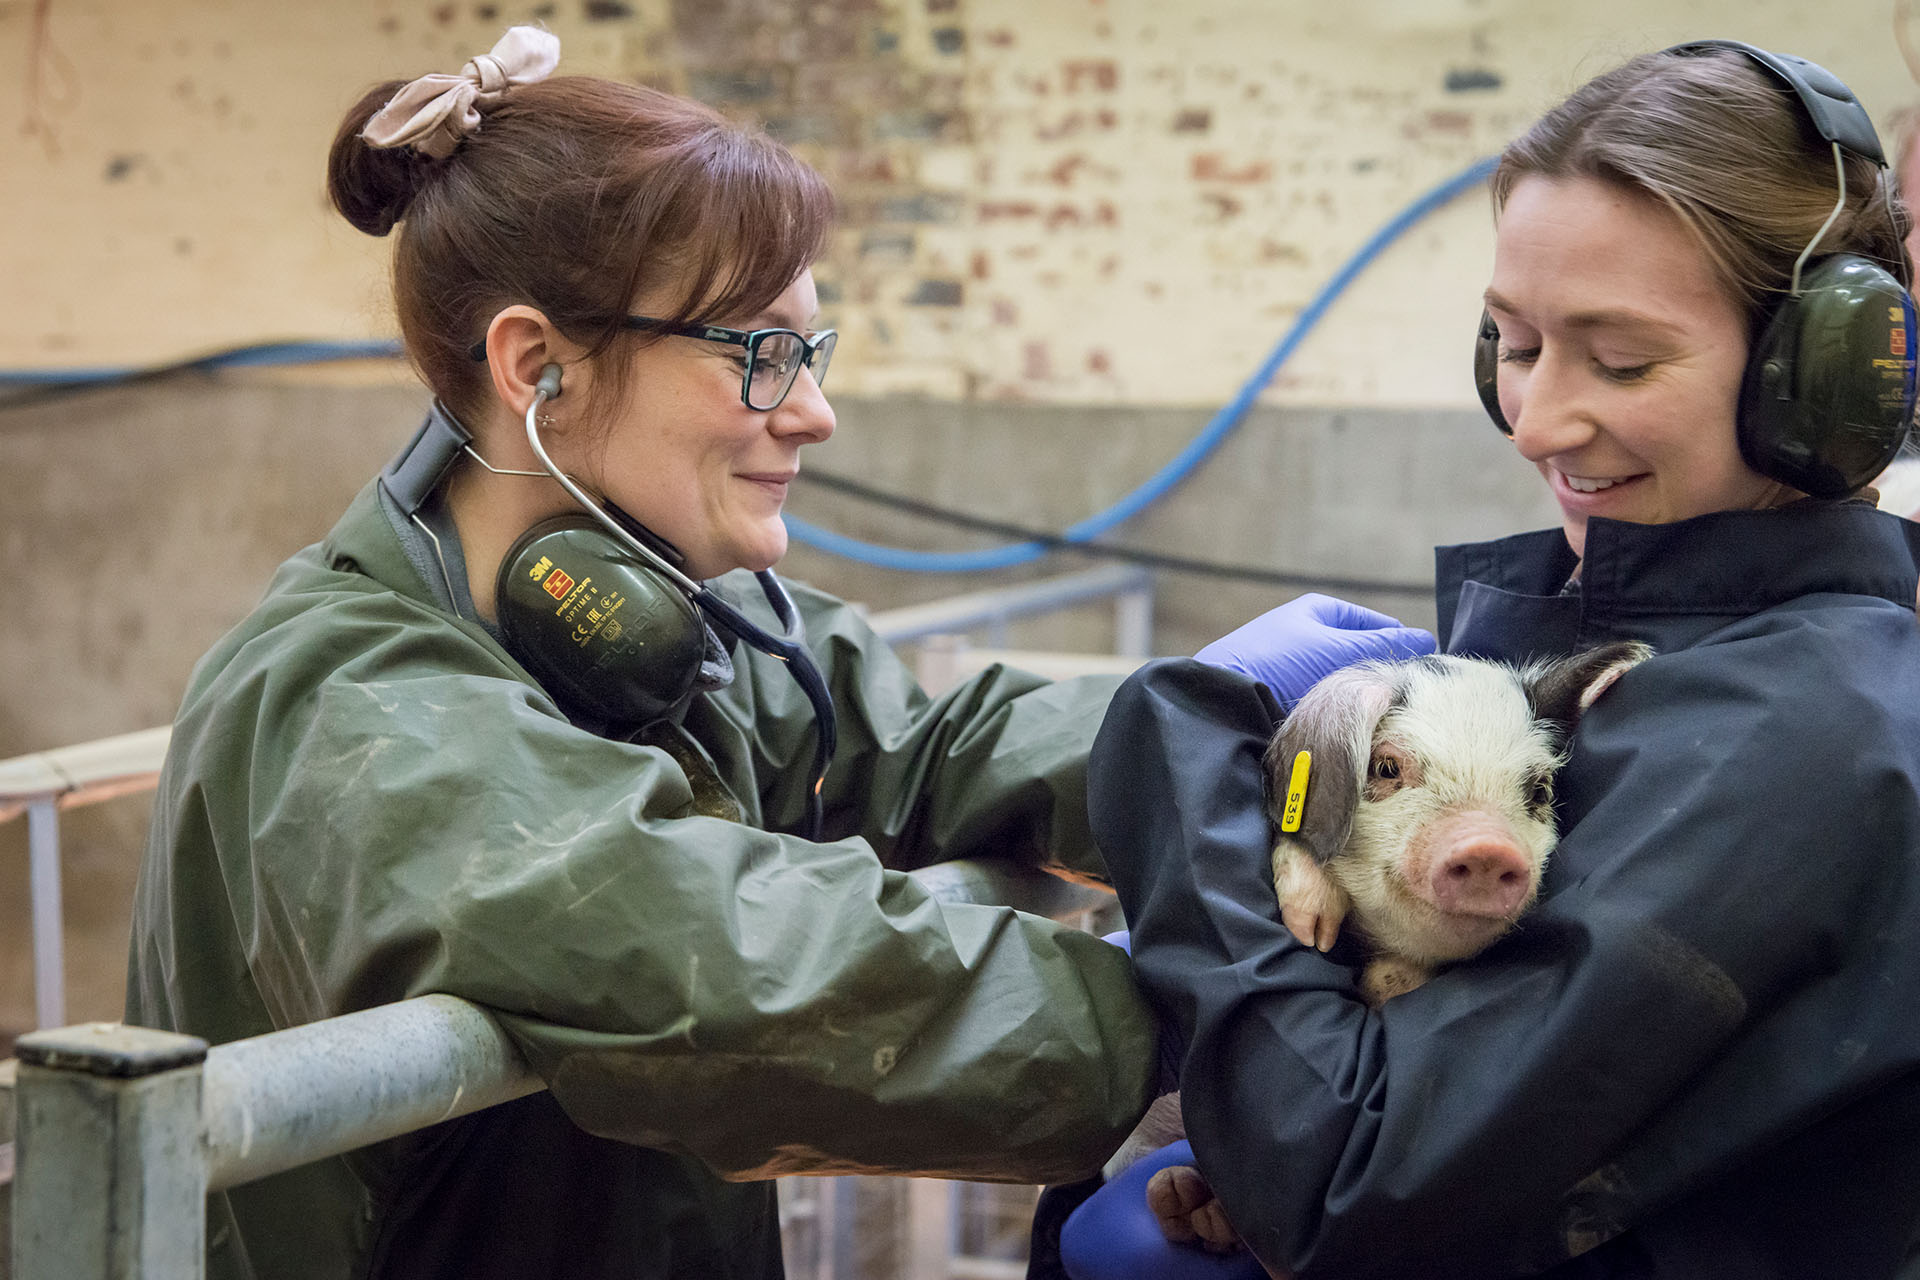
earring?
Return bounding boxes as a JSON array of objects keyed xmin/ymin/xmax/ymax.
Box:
[{"xmin": 537, "ymin": 413, "xmax": 556, "ymax": 429}]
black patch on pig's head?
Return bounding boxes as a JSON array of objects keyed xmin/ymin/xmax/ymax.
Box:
[
  {"xmin": 1523, "ymin": 641, "xmax": 1654, "ymax": 739},
  {"xmin": 1263, "ymin": 664, "xmax": 1402, "ymax": 866}
]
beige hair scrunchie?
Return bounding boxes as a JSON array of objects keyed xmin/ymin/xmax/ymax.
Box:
[{"xmin": 361, "ymin": 25, "xmax": 561, "ymax": 160}]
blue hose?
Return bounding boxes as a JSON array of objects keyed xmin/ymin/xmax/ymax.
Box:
[
  {"xmin": 785, "ymin": 155, "xmax": 1499, "ymax": 573},
  {"xmin": 0, "ymin": 339, "xmax": 403, "ymax": 386}
]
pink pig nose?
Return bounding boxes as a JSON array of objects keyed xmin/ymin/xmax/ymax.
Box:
[{"xmin": 1429, "ymin": 839, "xmax": 1533, "ymax": 918}]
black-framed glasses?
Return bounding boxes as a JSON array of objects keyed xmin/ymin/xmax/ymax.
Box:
[
  {"xmin": 466, "ymin": 316, "xmax": 837, "ymax": 411},
  {"xmin": 624, "ymin": 317, "xmax": 837, "ymax": 411}
]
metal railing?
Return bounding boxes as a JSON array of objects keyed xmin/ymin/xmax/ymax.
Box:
[
  {"xmin": 869, "ymin": 562, "xmax": 1154, "ymax": 698},
  {"xmin": 865, "ymin": 563, "xmax": 1153, "ymax": 655},
  {"xmin": 0, "ymin": 728, "xmax": 171, "ymax": 1031},
  {"xmin": 0, "ymin": 565, "xmax": 1152, "ymax": 1032},
  {"xmin": 9, "ymin": 997, "xmax": 534, "ymax": 1278},
  {"xmin": 2, "ymin": 860, "xmax": 1108, "ymax": 1280}
]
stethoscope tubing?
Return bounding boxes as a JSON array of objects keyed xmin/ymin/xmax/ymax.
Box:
[{"xmin": 523, "ymin": 379, "xmax": 838, "ymax": 837}]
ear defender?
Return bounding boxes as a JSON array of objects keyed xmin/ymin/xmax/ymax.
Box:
[
  {"xmin": 494, "ymin": 516, "xmax": 707, "ymax": 724},
  {"xmin": 1738, "ymin": 254, "xmax": 1917, "ymax": 498},
  {"xmin": 1474, "ymin": 311, "xmax": 1509, "ymax": 435}
]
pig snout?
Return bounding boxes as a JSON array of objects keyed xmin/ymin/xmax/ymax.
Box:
[
  {"xmin": 1405, "ymin": 810, "xmax": 1542, "ymax": 927},
  {"xmin": 1429, "ymin": 837, "xmax": 1533, "ymax": 918}
]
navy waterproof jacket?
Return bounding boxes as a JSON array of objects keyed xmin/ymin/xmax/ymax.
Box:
[{"xmin": 1091, "ymin": 502, "xmax": 1920, "ymax": 1278}]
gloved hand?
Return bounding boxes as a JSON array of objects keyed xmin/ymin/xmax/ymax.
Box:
[
  {"xmin": 1195, "ymin": 593, "xmax": 1436, "ymax": 703},
  {"xmin": 1060, "ymin": 1140, "xmax": 1266, "ymax": 1280}
]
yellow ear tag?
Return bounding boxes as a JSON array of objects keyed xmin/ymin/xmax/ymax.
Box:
[{"xmin": 1280, "ymin": 750, "xmax": 1311, "ymax": 833}]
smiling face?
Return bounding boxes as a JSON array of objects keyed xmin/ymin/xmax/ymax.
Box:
[
  {"xmin": 583, "ymin": 270, "xmax": 835, "ymax": 580},
  {"xmin": 1485, "ymin": 175, "xmax": 1787, "ymax": 560}
]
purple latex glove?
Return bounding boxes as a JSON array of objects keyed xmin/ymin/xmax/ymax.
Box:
[
  {"xmin": 1195, "ymin": 593, "xmax": 1435, "ymax": 703},
  {"xmin": 1061, "ymin": 1140, "xmax": 1265, "ymax": 1280}
]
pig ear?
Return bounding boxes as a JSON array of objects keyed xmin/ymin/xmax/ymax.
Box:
[
  {"xmin": 1263, "ymin": 664, "xmax": 1399, "ymax": 866},
  {"xmin": 1525, "ymin": 640, "xmax": 1653, "ymax": 733}
]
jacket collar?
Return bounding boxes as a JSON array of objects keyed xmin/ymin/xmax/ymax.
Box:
[
  {"xmin": 1436, "ymin": 502, "xmax": 1920, "ymax": 663},
  {"xmin": 328, "ymin": 479, "xmax": 443, "ymax": 603}
]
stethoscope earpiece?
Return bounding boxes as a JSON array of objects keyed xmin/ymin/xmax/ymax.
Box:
[{"xmin": 536, "ymin": 363, "xmax": 564, "ymax": 402}]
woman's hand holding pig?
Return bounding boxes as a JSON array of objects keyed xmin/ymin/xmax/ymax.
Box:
[{"xmin": 1194, "ymin": 595, "xmax": 1435, "ymax": 703}]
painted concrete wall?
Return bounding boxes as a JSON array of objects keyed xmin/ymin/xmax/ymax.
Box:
[{"xmin": 0, "ymin": 0, "xmax": 1912, "ymax": 1035}]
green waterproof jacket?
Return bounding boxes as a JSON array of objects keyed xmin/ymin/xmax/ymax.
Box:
[{"xmin": 126, "ymin": 480, "xmax": 1158, "ymax": 1280}]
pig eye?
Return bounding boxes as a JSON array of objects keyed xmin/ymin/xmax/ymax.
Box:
[
  {"xmin": 1363, "ymin": 750, "xmax": 1409, "ymax": 801},
  {"xmin": 1528, "ymin": 776, "xmax": 1554, "ymax": 811}
]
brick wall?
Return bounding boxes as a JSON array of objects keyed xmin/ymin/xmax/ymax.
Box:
[{"xmin": 1, "ymin": 1, "xmax": 1908, "ymax": 405}]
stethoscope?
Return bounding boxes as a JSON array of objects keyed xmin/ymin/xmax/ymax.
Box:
[
  {"xmin": 519, "ymin": 364, "xmax": 837, "ymax": 839},
  {"xmin": 395, "ymin": 364, "xmax": 838, "ymax": 839}
]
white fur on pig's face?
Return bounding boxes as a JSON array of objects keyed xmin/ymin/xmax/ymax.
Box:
[{"xmin": 1323, "ymin": 658, "xmax": 1563, "ymax": 965}]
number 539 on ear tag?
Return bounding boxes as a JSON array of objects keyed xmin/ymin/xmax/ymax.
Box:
[{"xmin": 1280, "ymin": 750, "xmax": 1311, "ymax": 833}]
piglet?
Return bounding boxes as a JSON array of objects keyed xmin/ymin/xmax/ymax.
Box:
[
  {"xmin": 1130, "ymin": 642, "xmax": 1651, "ymax": 1254},
  {"xmin": 1268, "ymin": 642, "xmax": 1649, "ymax": 1004}
]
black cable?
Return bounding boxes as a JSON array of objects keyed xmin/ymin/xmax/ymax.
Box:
[{"xmin": 793, "ymin": 467, "xmax": 1435, "ymax": 597}]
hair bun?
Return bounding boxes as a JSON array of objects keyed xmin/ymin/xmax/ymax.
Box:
[{"xmin": 328, "ymin": 80, "xmax": 433, "ymax": 237}]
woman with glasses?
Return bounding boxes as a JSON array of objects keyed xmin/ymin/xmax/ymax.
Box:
[{"xmin": 125, "ymin": 27, "xmax": 1425, "ymax": 1280}]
